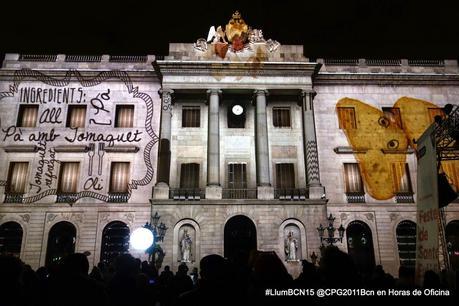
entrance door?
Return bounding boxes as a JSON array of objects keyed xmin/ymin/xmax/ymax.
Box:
[
  {"xmin": 346, "ymin": 221, "xmax": 375, "ymax": 276},
  {"xmin": 45, "ymin": 221, "xmax": 76, "ymax": 266},
  {"xmin": 224, "ymin": 215, "xmax": 257, "ymax": 262}
]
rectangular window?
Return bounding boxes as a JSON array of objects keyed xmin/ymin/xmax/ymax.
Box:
[
  {"xmin": 182, "ymin": 106, "xmax": 200, "ymax": 128},
  {"xmin": 66, "ymin": 105, "xmax": 87, "ymax": 128},
  {"xmin": 180, "ymin": 163, "xmax": 200, "ymax": 189},
  {"xmin": 382, "ymin": 107, "xmax": 403, "ymax": 128},
  {"xmin": 109, "ymin": 162, "xmax": 130, "ymax": 193},
  {"xmin": 344, "ymin": 163, "xmax": 364, "ymax": 193},
  {"xmin": 6, "ymin": 162, "xmax": 28, "ymax": 194},
  {"xmin": 442, "ymin": 161, "xmax": 459, "ymax": 191},
  {"xmin": 428, "ymin": 108, "xmax": 445, "ymax": 123},
  {"xmin": 391, "ymin": 163, "xmax": 412, "ymax": 193},
  {"xmin": 17, "ymin": 105, "xmax": 38, "ymax": 127},
  {"xmin": 276, "ymin": 163, "xmax": 295, "ymax": 189},
  {"xmin": 272, "ymin": 107, "xmax": 291, "ymax": 127},
  {"xmin": 58, "ymin": 162, "xmax": 80, "ymax": 193},
  {"xmin": 337, "ymin": 107, "xmax": 357, "ymax": 129},
  {"xmin": 115, "ymin": 105, "xmax": 134, "ymax": 128},
  {"xmin": 228, "ymin": 163, "xmax": 247, "ymax": 189}
]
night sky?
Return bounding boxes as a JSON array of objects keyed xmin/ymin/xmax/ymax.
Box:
[{"xmin": 1, "ymin": 0, "xmax": 459, "ymax": 61}]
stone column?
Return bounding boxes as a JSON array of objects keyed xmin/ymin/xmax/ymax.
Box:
[
  {"xmin": 153, "ymin": 88, "xmax": 174, "ymax": 199},
  {"xmin": 206, "ymin": 89, "xmax": 222, "ymax": 199},
  {"xmin": 301, "ymin": 90, "xmax": 325, "ymax": 200},
  {"xmin": 254, "ymin": 89, "xmax": 274, "ymax": 199}
]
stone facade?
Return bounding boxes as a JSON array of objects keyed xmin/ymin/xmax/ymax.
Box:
[{"xmin": 1, "ymin": 47, "xmax": 459, "ymax": 278}]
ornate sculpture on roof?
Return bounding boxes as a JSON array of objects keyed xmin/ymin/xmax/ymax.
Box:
[{"xmin": 193, "ymin": 11, "xmax": 281, "ymax": 59}]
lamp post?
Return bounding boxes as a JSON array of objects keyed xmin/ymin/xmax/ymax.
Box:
[
  {"xmin": 317, "ymin": 214, "xmax": 345, "ymax": 251},
  {"xmin": 146, "ymin": 212, "xmax": 168, "ymax": 269}
]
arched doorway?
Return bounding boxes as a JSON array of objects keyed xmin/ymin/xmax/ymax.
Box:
[
  {"xmin": 224, "ymin": 215, "xmax": 257, "ymax": 262},
  {"xmin": 346, "ymin": 221, "xmax": 375, "ymax": 275},
  {"xmin": 0, "ymin": 221, "xmax": 23, "ymax": 257},
  {"xmin": 446, "ymin": 220, "xmax": 459, "ymax": 271},
  {"xmin": 46, "ymin": 221, "xmax": 76, "ymax": 266},
  {"xmin": 100, "ymin": 221, "xmax": 130, "ymax": 265},
  {"xmin": 396, "ymin": 220, "xmax": 417, "ymax": 268}
]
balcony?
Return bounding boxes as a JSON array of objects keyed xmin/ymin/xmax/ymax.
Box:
[
  {"xmin": 274, "ymin": 188, "xmax": 307, "ymax": 201},
  {"xmin": 107, "ymin": 193, "xmax": 130, "ymax": 203},
  {"xmin": 170, "ymin": 188, "xmax": 205, "ymax": 200},
  {"xmin": 222, "ymin": 189, "xmax": 257, "ymax": 199},
  {"xmin": 345, "ymin": 192, "xmax": 366, "ymax": 203},
  {"xmin": 56, "ymin": 193, "xmax": 79, "ymax": 203},
  {"xmin": 395, "ymin": 192, "xmax": 415, "ymax": 203},
  {"xmin": 4, "ymin": 193, "xmax": 24, "ymax": 203}
]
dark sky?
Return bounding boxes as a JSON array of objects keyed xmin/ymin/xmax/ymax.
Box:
[{"xmin": 1, "ymin": 0, "xmax": 458, "ymax": 61}]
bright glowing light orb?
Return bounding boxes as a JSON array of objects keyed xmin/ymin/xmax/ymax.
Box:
[{"xmin": 130, "ymin": 227, "xmax": 154, "ymax": 250}]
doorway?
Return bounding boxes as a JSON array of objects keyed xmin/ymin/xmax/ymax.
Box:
[{"xmin": 224, "ymin": 215, "xmax": 257, "ymax": 262}]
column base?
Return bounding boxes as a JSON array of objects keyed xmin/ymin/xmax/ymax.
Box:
[
  {"xmin": 153, "ymin": 182, "xmax": 170, "ymax": 200},
  {"xmin": 205, "ymin": 185, "xmax": 222, "ymax": 200},
  {"xmin": 308, "ymin": 185, "xmax": 326, "ymax": 200},
  {"xmin": 257, "ymin": 186, "xmax": 274, "ymax": 200}
]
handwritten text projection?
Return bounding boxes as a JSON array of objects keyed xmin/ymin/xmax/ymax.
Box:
[{"xmin": 20, "ymin": 87, "xmax": 85, "ymax": 104}]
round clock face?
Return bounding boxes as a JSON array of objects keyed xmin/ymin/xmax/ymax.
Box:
[{"xmin": 232, "ymin": 104, "xmax": 244, "ymax": 115}]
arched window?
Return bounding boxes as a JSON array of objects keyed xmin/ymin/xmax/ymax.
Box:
[
  {"xmin": 46, "ymin": 221, "xmax": 76, "ymax": 266},
  {"xmin": 346, "ymin": 220, "xmax": 375, "ymax": 275},
  {"xmin": 100, "ymin": 221, "xmax": 130, "ymax": 265},
  {"xmin": 446, "ymin": 220, "xmax": 459, "ymax": 271},
  {"xmin": 396, "ymin": 220, "xmax": 417, "ymax": 268},
  {"xmin": 0, "ymin": 222, "xmax": 23, "ymax": 257}
]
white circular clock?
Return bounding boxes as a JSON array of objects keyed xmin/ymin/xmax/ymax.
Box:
[{"xmin": 232, "ymin": 104, "xmax": 244, "ymax": 115}]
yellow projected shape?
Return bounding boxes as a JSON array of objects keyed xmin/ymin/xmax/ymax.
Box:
[{"xmin": 337, "ymin": 96, "xmax": 459, "ymax": 200}]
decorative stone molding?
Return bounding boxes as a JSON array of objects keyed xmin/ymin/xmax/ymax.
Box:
[
  {"xmin": 19, "ymin": 214, "xmax": 30, "ymax": 223},
  {"xmin": 389, "ymin": 213, "xmax": 399, "ymax": 221},
  {"xmin": 47, "ymin": 213, "xmax": 58, "ymax": 223},
  {"xmin": 364, "ymin": 213, "xmax": 374, "ymax": 222},
  {"xmin": 124, "ymin": 213, "xmax": 135, "ymax": 225},
  {"xmin": 340, "ymin": 213, "xmax": 348, "ymax": 221}
]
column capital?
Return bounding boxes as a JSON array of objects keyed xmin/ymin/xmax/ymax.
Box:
[
  {"xmin": 206, "ymin": 89, "xmax": 222, "ymax": 96},
  {"xmin": 254, "ymin": 89, "xmax": 269, "ymax": 96},
  {"xmin": 158, "ymin": 88, "xmax": 174, "ymax": 97},
  {"xmin": 301, "ymin": 89, "xmax": 316, "ymax": 98}
]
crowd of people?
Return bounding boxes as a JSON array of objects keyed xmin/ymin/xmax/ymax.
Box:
[{"xmin": 1, "ymin": 246, "xmax": 457, "ymax": 306}]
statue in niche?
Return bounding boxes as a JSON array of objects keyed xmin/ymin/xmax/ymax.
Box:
[
  {"xmin": 180, "ymin": 229, "xmax": 193, "ymax": 262},
  {"xmin": 284, "ymin": 231, "xmax": 298, "ymax": 261}
]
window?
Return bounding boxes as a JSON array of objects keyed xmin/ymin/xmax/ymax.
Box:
[
  {"xmin": 180, "ymin": 163, "xmax": 200, "ymax": 189},
  {"xmin": 227, "ymin": 104, "xmax": 246, "ymax": 128},
  {"xmin": 66, "ymin": 105, "xmax": 86, "ymax": 128},
  {"xmin": 344, "ymin": 163, "xmax": 365, "ymax": 203},
  {"xmin": 109, "ymin": 162, "xmax": 130, "ymax": 193},
  {"xmin": 382, "ymin": 107, "xmax": 403, "ymax": 128},
  {"xmin": 6, "ymin": 162, "xmax": 28, "ymax": 194},
  {"xmin": 276, "ymin": 163, "xmax": 295, "ymax": 189},
  {"xmin": 58, "ymin": 162, "xmax": 80, "ymax": 193},
  {"xmin": 182, "ymin": 106, "xmax": 200, "ymax": 127},
  {"xmin": 337, "ymin": 107, "xmax": 356, "ymax": 129},
  {"xmin": 442, "ymin": 161, "xmax": 459, "ymax": 191},
  {"xmin": 228, "ymin": 163, "xmax": 247, "ymax": 189},
  {"xmin": 396, "ymin": 221, "xmax": 417, "ymax": 268},
  {"xmin": 273, "ymin": 107, "xmax": 291, "ymax": 127},
  {"xmin": 115, "ymin": 105, "xmax": 134, "ymax": 128},
  {"xmin": 17, "ymin": 105, "xmax": 38, "ymax": 127},
  {"xmin": 428, "ymin": 108, "xmax": 445, "ymax": 123},
  {"xmin": 392, "ymin": 163, "xmax": 412, "ymax": 193}
]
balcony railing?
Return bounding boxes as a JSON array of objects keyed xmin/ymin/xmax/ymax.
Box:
[
  {"xmin": 345, "ymin": 192, "xmax": 366, "ymax": 203},
  {"xmin": 395, "ymin": 192, "xmax": 415, "ymax": 203},
  {"xmin": 107, "ymin": 193, "xmax": 130, "ymax": 203},
  {"xmin": 222, "ymin": 189, "xmax": 257, "ymax": 199},
  {"xmin": 56, "ymin": 193, "xmax": 79, "ymax": 203},
  {"xmin": 170, "ymin": 189, "xmax": 205, "ymax": 200},
  {"xmin": 274, "ymin": 188, "xmax": 307, "ymax": 200},
  {"xmin": 3, "ymin": 193, "xmax": 24, "ymax": 203}
]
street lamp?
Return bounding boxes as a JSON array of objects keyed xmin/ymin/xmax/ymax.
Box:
[
  {"xmin": 130, "ymin": 211, "xmax": 168, "ymax": 269},
  {"xmin": 317, "ymin": 214, "xmax": 345, "ymax": 247}
]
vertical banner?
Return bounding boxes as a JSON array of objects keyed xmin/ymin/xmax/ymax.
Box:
[{"xmin": 415, "ymin": 125, "xmax": 440, "ymax": 285}]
